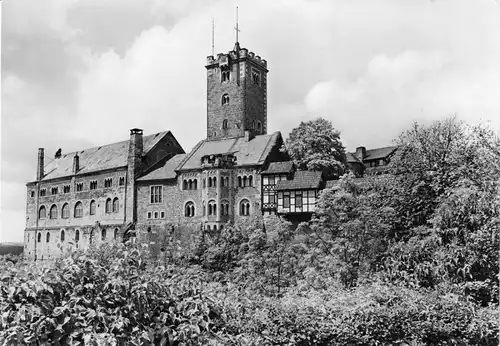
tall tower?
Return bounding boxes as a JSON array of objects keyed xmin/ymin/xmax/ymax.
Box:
[{"xmin": 206, "ymin": 42, "xmax": 268, "ymax": 140}]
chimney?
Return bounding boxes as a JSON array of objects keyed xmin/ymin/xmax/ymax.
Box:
[
  {"xmin": 72, "ymin": 153, "xmax": 80, "ymax": 173},
  {"xmin": 37, "ymin": 148, "xmax": 44, "ymax": 181},
  {"xmin": 244, "ymin": 130, "xmax": 253, "ymax": 142},
  {"xmin": 355, "ymin": 146, "xmax": 366, "ymax": 160},
  {"xmin": 128, "ymin": 128, "xmax": 144, "ymax": 174}
]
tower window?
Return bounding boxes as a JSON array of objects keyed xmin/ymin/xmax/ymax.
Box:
[
  {"xmin": 51, "ymin": 187, "xmax": 58, "ymax": 195},
  {"xmin": 221, "ymin": 70, "xmax": 230, "ymax": 82},
  {"xmin": 63, "ymin": 185, "xmax": 70, "ymax": 193},
  {"xmin": 221, "ymin": 94, "xmax": 229, "ymax": 105},
  {"xmin": 104, "ymin": 178, "xmax": 113, "ymax": 188},
  {"xmin": 76, "ymin": 183, "xmax": 83, "ymax": 192},
  {"xmin": 239, "ymin": 199, "xmax": 251, "ymax": 216},
  {"xmin": 40, "ymin": 189, "xmax": 46, "ymax": 197},
  {"xmin": 89, "ymin": 180, "xmax": 97, "ymax": 190},
  {"xmin": 119, "ymin": 177, "xmax": 125, "ymax": 186},
  {"xmin": 252, "ymin": 69, "xmax": 260, "ymax": 85},
  {"xmin": 222, "ymin": 119, "xmax": 228, "ymax": 129},
  {"xmin": 185, "ymin": 202, "xmax": 195, "ymax": 217},
  {"xmin": 257, "ymin": 121, "xmax": 262, "ymax": 132}
]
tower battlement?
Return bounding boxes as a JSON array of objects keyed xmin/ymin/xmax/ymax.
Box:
[{"xmin": 206, "ymin": 48, "xmax": 267, "ymax": 69}]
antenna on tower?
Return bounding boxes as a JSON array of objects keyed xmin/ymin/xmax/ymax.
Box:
[
  {"xmin": 212, "ymin": 18, "xmax": 215, "ymax": 56},
  {"xmin": 234, "ymin": 6, "xmax": 240, "ymax": 43}
]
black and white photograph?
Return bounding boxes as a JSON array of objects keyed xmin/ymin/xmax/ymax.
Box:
[{"xmin": 1, "ymin": 0, "xmax": 499, "ymax": 344}]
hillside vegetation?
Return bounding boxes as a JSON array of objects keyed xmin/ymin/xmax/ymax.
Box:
[{"xmin": 1, "ymin": 118, "xmax": 498, "ymax": 345}]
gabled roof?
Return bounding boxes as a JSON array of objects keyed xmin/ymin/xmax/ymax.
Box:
[
  {"xmin": 325, "ymin": 180, "xmax": 340, "ymax": 189},
  {"xmin": 261, "ymin": 161, "xmax": 294, "ymax": 174},
  {"xmin": 137, "ymin": 154, "xmax": 187, "ymax": 181},
  {"xmin": 37, "ymin": 131, "xmax": 170, "ymax": 182},
  {"xmin": 177, "ymin": 132, "xmax": 281, "ymax": 171},
  {"xmin": 276, "ymin": 170, "xmax": 323, "ymax": 191},
  {"xmin": 363, "ymin": 146, "xmax": 398, "ymax": 161},
  {"xmin": 346, "ymin": 153, "xmax": 362, "ymax": 164}
]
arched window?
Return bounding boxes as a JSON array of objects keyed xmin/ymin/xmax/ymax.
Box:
[
  {"xmin": 203, "ymin": 201, "xmax": 206, "ymax": 216},
  {"xmin": 188, "ymin": 179, "xmax": 193, "ymax": 189},
  {"xmin": 75, "ymin": 229, "xmax": 80, "ymax": 242},
  {"xmin": 249, "ymin": 176, "xmax": 253, "ymax": 187},
  {"xmin": 105, "ymin": 198, "xmax": 112, "ymax": 213},
  {"xmin": 37, "ymin": 233, "xmax": 41, "ymax": 242},
  {"xmin": 221, "ymin": 94, "xmax": 229, "ymax": 105},
  {"xmin": 101, "ymin": 229, "xmax": 107, "ymax": 241},
  {"xmin": 222, "ymin": 119, "xmax": 228, "ymax": 129},
  {"xmin": 225, "ymin": 177, "xmax": 229, "ymax": 187},
  {"xmin": 46, "ymin": 232, "xmax": 50, "ymax": 243},
  {"xmin": 49, "ymin": 205, "xmax": 58, "ymax": 219},
  {"xmin": 243, "ymin": 176, "xmax": 248, "ymax": 187},
  {"xmin": 60, "ymin": 230, "xmax": 65, "ymax": 242},
  {"xmin": 193, "ymin": 179, "xmax": 197, "ymax": 189},
  {"xmin": 183, "ymin": 180, "xmax": 188, "ymax": 190},
  {"xmin": 39, "ymin": 206, "xmax": 46, "ymax": 219},
  {"xmin": 238, "ymin": 176, "xmax": 242, "ymax": 187},
  {"xmin": 221, "ymin": 201, "xmax": 230, "ymax": 216},
  {"xmin": 240, "ymin": 199, "xmax": 250, "ymax": 216},
  {"xmin": 89, "ymin": 230, "xmax": 94, "ymax": 244},
  {"xmin": 185, "ymin": 202, "xmax": 195, "ymax": 217},
  {"xmin": 208, "ymin": 177, "xmax": 212, "ymax": 187},
  {"xmin": 114, "ymin": 228, "xmax": 118, "ymax": 240},
  {"xmin": 213, "ymin": 177, "xmax": 217, "ymax": 187},
  {"xmin": 221, "ymin": 70, "xmax": 230, "ymax": 82},
  {"xmin": 62, "ymin": 203, "xmax": 70, "ymax": 219},
  {"xmin": 90, "ymin": 200, "xmax": 96, "ymax": 215},
  {"xmin": 74, "ymin": 202, "xmax": 83, "ymax": 218},
  {"xmin": 208, "ymin": 200, "xmax": 216, "ymax": 216},
  {"xmin": 113, "ymin": 198, "xmax": 119, "ymax": 213},
  {"xmin": 257, "ymin": 121, "xmax": 262, "ymax": 131}
]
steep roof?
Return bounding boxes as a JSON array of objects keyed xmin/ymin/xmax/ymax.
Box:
[
  {"xmin": 276, "ymin": 170, "xmax": 323, "ymax": 191},
  {"xmin": 261, "ymin": 161, "xmax": 294, "ymax": 174},
  {"xmin": 137, "ymin": 154, "xmax": 187, "ymax": 181},
  {"xmin": 37, "ymin": 131, "xmax": 170, "ymax": 182},
  {"xmin": 346, "ymin": 153, "xmax": 362, "ymax": 163},
  {"xmin": 363, "ymin": 146, "xmax": 398, "ymax": 161},
  {"xmin": 177, "ymin": 132, "xmax": 281, "ymax": 171}
]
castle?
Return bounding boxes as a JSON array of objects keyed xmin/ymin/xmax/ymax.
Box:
[{"xmin": 24, "ymin": 41, "xmax": 396, "ymax": 260}]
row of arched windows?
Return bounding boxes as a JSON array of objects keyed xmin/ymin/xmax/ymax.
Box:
[
  {"xmin": 221, "ymin": 119, "xmax": 262, "ymax": 132},
  {"xmin": 36, "ymin": 228, "xmax": 118, "ymax": 243},
  {"xmin": 105, "ymin": 198, "xmax": 120, "ymax": 213},
  {"xmin": 237, "ymin": 175, "xmax": 253, "ymax": 187},
  {"xmin": 183, "ymin": 179, "xmax": 198, "ymax": 190},
  {"xmin": 185, "ymin": 199, "xmax": 251, "ymax": 217},
  {"xmin": 39, "ymin": 198, "xmax": 119, "ymax": 219}
]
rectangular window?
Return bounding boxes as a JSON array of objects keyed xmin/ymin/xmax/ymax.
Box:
[
  {"xmin": 104, "ymin": 178, "xmax": 113, "ymax": 188},
  {"xmin": 31, "ymin": 191, "xmax": 35, "ymax": 198},
  {"xmin": 154, "ymin": 211, "xmax": 159, "ymax": 219},
  {"xmin": 51, "ymin": 187, "xmax": 58, "ymax": 195},
  {"xmin": 40, "ymin": 188, "xmax": 46, "ymax": 197},
  {"xmin": 295, "ymin": 193, "xmax": 303, "ymax": 208},
  {"xmin": 252, "ymin": 68, "xmax": 260, "ymax": 86},
  {"xmin": 90, "ymin": 180, "xmax": 97, "ymax": 190},
  {"xmin": 76, "ymin": 183, "xmax": 83, "ymax": 192},
  {"xmin": 147, "ymin": 212, "xmax": 152, "ymax": 219},
  {"xmin": 150, "ymin": 185, "xmax": 162, "ymax": 204},
  {"xmin": 160, "ymin": 211, "xmax": 165, "ymax": 218},
  {"xmin": 119, "ymin": 177, "xmax": 125, "ymax": 186},
  {"xmin": 283, "ymin": 192, "xmax": 290, "ymax": 208},
  {"xmin": 63, "ymin": 185, "xmax": 70, "ymax": 193}
]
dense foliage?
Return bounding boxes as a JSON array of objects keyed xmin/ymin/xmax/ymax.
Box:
[
  {"xmin": 1, "ymin": 118, "xmax": 499, "ymax": 345},
  {"xmin": 283, "ymin": 117, "xmax": 346, "ymax": 179}
]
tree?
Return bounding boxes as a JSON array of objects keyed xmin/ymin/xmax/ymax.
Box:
[{"xmin": 284, "ymin": 117, "xmax": 346, "ymax": 179}]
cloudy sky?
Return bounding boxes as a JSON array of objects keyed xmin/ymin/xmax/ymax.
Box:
[{"xmin": 1, "ymin": 0, "xmax": 499, "ymax": 242}]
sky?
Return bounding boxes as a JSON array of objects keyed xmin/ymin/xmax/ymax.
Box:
[{"xmin": 1, "ymin": 0, "xmax": 499, "ymax": 243}]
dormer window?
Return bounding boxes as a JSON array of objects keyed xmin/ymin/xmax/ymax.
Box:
[
  {"xmin": 221, "ymin": 70, "xmax": 230, "ymax": 82},
  {"xmin": 221, "ymin": 94, "xmax": 229, "ymax": 105}
]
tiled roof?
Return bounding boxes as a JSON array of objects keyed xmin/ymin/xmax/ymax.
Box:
[
  {"xmin": 363, "ymin": 146, "xmax": 398, "ymax": 161},
  {"xmin": 276, "ymin": 170, "xmax": 323, "ymax": 191},
  {"xmin": 177, "ymin": 132, "xmax": 281, "ymax": 171},
  {"xmin": 346, "ymin": 153, "xmax": 362, "ymax": 163},
  {"xmin": 261, "ymin": 161, "xmax": 294, "ymax": 174},
  {"xmin": 137, "ymin": 153, "xmax": 187, "ymax": 181},
  {"xmin": 325, "ymin": 180, "xmax": 340, "ymax": 189},
  {"xmin": 37, "ymin": 131, "xmax": 170, "ymax": 181}
]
